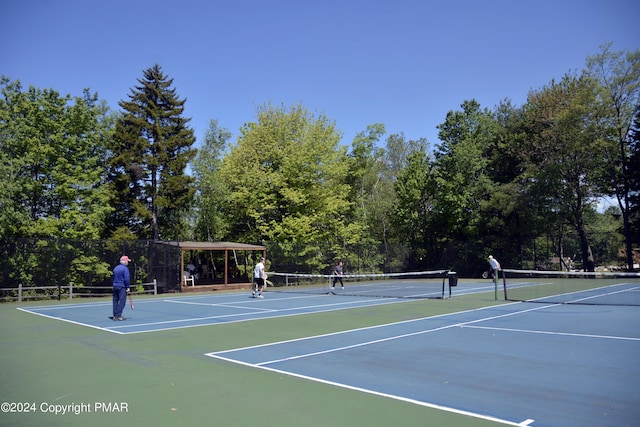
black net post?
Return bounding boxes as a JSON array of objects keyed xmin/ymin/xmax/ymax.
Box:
[
  {"xmin": 446, "ymin": 270, "xmax": 458, "ymax": 299},
  {"xmin": 501, "ymin": 270, "xmax": 507, "ymax": 300}
]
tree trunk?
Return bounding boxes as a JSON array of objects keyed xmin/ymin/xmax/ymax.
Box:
[
  {"xmin": 575, "ymin": 215, "xmax": 595, "ymax": 272},
  {"xmin": 620, "ymin": 198, "xmax": 635, "ymax": 271}
]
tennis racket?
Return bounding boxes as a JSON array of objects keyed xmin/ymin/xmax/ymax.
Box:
[{"xmin": 128, "ymin": 292, "xmax": 134, "ymax": 310}]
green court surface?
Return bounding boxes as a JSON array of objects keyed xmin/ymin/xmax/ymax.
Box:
[{"xmin": 0, "ymin": 289, "xmax": 507, "ymax": 427}]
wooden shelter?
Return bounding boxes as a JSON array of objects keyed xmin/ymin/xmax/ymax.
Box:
[{"xmin": 165, "ymin": 241, "xmax": 266, "ymax": 291}]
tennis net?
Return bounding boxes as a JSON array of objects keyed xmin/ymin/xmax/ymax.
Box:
[
  {"xmin": 502, "ymin": 269, "xmax": 640, "ymax": 306},
  {"xmin": 265, "ymin": 270, "xmax": 451, "ymax": 299}
]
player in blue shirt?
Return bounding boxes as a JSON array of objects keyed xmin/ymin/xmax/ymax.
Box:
[{"xmin": 112, "ymin": 255, "xmax": 131, "ymax": 320}]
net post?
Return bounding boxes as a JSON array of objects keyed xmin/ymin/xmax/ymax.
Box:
[
  {"xmin": 153, "ymin": 279, "xmax": 157, "ymax": 295},
  {"xmin": 447, "ymin": 271, "xmax": 451, "ymax": 298},
  {"xmin": 442, "ymin": 271, "xmax": 447, "ymax": 299},
  {"xmin": 445, "ymin": 270, "xmax": 458, "ymax": 298},
  {"xmin": 444, "ymin": 270, "xmax": 455, "ymax": 299},
  {"xmin": 18, "ymin": 283, "xmax": 22, "ymax": 302}
]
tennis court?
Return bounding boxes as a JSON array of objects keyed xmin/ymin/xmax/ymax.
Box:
[
  {"xmin": 17, "ymin": 291, "xmax": 415, "ymax": 334},
  {"xmin": 16, "ymin": 270, "xmax": 454, "ymax": 334},
  {"xmin": 208, "ymin": 301, "xmax": 640, "ymax": 427},
  {"xmin": 3, "ymin": 275, "xmax": 640, "ymax": 427}
]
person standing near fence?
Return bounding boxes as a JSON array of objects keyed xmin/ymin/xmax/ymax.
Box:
[
  {"xmin": 112, "ymin": 255, "xmax": 131, "ymax": 320},
  {"xmin": 331, "ymin": 260, "xmax": 344, "ymax": 290},
  {"xmin": 488, "ymin": 255, "xmax": 501, "ymax": 300},
  {"xmin": 253, "ymin": 257, "xmax": 266, "ymax": 299},
  {"xmin": 488, "ymin": 255, "xmax": 501, "ymax": 278}
]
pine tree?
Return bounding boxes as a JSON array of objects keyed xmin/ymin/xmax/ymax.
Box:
[{"xmin": 107, "ymin": 65, "xmax": 196, "ymax": 240}]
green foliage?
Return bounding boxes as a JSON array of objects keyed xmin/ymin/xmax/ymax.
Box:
[
  {"xmin": 478, "ymin": 100, "xmax": 539, "ymax": 266},
  {"xmin": 1, "ymin": 45, "xmax": 637, "ymax": 277},
  {"xmin": 524, "ymin": 72, "xmax": 609, "ymax": 270},
  {"xmin": 586, "ymin": 43, "xmax": 640, "ymax": 269},
  {"xmin": 67, "ymin": 251, "xmax": 111, "ymax": 286},
  {"xmin": 393, "ymin": 149, "xmax": 437, "ymax": 268},
  {"xmin": 345, "ymin": 124, "xmax": 386, "ymax": 237},
  {"xmin": 394, "ymin": 150, "xmax": 435, "ymax": 244},
  {"xmin": 191, "ymin": 119, "xmax": 232, "ymax": 241},
  {"xmin": 219, "ymin": 103, "xmax": 353, "ymax": 269},
  {"xmin": 435, "ymin": 100, "xmax": 496, "ymax": 235},
  {"xmin": 0, "ymin": 77, "xmax": 114, "ymax": 239},
  {"xmin": 628, "ymin": 107, "xmax": 640, "ymax": 251}
]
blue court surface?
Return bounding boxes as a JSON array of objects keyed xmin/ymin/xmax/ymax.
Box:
[
  {"xmin": 18, "ymin": 282, "xmax": 640, "ymax": 427},
  {"xmin": 207, "ymin": 300, "xmax": 640, "ymax": 427},
  {"xmin": 17, "ymin": 290, "xmax": 408, "ymax": 334}
]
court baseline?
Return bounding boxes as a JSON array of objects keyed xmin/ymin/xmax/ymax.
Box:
[{"xmin": 17, "ymin": 291, "xmax": 409, "ymax": 334}]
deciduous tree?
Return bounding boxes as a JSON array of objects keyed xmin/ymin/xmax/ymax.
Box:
[
  {"xmin": 191, "ymin": 119, "xmax": 232, "ymax": 241},
  {"xmin": 219, "ymin": 103, "xmax": 353, "ymax": 270},
  {"xmin": 524, "ymin": 72, "xmax": 608, "ymax": 271},
  {"xmin": 0, "ymin": 77, "xmax": 113, "ymax": 239},
  {"xmin": 586, "ymin": 43, "xmax": 640, "ymax": 270}
]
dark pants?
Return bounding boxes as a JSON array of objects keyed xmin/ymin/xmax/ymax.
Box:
[
  {"xmin": 332, "ymin": 276, "xmax": 343, "ymax": 287},
  {"xmin": 113, "ymin": 286, "xmax": 127, "ymax": 317}
]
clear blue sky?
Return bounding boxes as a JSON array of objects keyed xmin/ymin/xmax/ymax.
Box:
[{"xmin": 2, "ymin": 0, "xmax": 638, "ymax": 150}]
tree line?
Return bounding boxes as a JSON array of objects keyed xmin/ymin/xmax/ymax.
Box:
[{"xmin": 1, "ymin": 44, "xmax": 639, "ymax": 277}]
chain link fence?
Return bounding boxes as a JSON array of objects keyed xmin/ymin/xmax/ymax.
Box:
[
  {"xmin": 0, "ymin": 239, "xmax": 181, "ymax": 300},
  {"xmin": 1, "ymin": 232, "xmax": 630, "ymax": 301}
]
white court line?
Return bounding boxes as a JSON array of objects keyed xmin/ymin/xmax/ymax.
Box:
[
  {"xmin": 161, "ymin": 292, "xmax": 346, "ymax": 311},
  {"xmin": 208, "ymin": 301, "xmax": 526, "ymax": 357},
  {"xmin": 102, "ymin": 296, "xmax": 408, "ymax": 334},
  {"xmin": 253, "ymin": 303, "xmax": 552, "ymax": 366},
  {"xmin": 163, "ymin": 299, "xmax": 277, "ymax": 312},
  {"xmin": 16, "ymin": 291, "xmax": 260, "ymax": 311},
  {"xmin": 207, "ymin": 303, "xmax": 537, "ymax": 427},
  {"xmin": 508, "ymin": 282, "xmax": 639, "ymax": 304},
  {"xmin": 16, "ymin": 291, "xmax": 403, "ymax": 334},
  {"xmin": 111, "ymin": 297, "xmax": 399, "ymax": 332},
  {"xmin": 208, "ymin": 301, "xmax": 605, "ymax": 426},
  {"xmin": 464, "ymin": 325, "xmax": 640, "ymax": 341},
  {"xmin": 565, "ymin": 285, "xmax": 640, "ymax": 303},
  {"xmin": 16, "ymin": 307, "xmax": 125, "ymax": 334},
  {"xmin": 211, "ymin": 353, "xmax": 530, "ymax": 427},
  {"xmin": 21, "ymin": 301, "xmax": 113, "ymax": 310}
]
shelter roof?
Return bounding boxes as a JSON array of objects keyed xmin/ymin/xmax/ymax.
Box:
[{"xmin": 158, "ymin": 241, "xmax": 266, "ymax": 251}]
